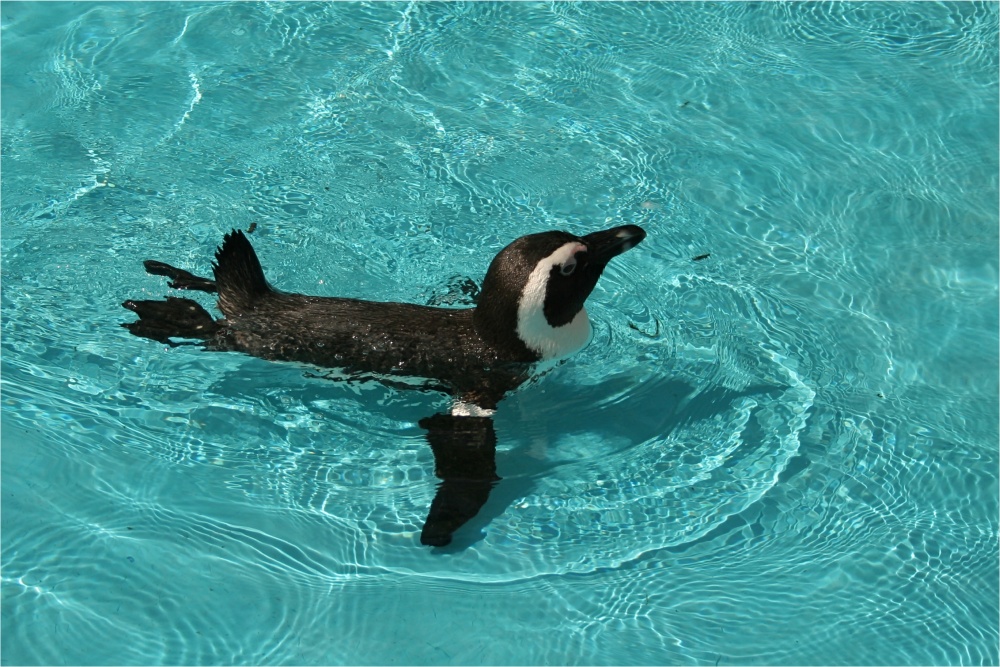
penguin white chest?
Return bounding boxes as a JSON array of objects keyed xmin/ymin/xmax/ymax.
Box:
[{"xmin": 516, "ymin": 242, "xmax": 593, "ymax": 361}]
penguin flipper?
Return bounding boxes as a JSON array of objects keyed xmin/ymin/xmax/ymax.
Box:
[
  {"xmin": 121, "ymin": 296, "xmax": 220, "ymax": 343},
  {"xmin": 212, "ymin": 229, "xmax": 273, "ymax": 317},
  {"xmin": 418, "ymin": 413, "xmax": 500, "ymax": 547}
]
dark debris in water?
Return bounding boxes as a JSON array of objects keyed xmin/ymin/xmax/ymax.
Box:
[
  {"xmin": 628, "ymin": 318, "xmax": 661, "ymax": 338},
  {"xmin": 692, "ymin": 253, "xmax": 711, "ymax": 262}
]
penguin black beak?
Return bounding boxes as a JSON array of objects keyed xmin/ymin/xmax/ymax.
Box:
[{"xmin": 583, "ymin": 225, "xmax": 647, "ymax": 264}]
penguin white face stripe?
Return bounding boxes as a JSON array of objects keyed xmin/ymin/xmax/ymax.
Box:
[{"xmin": 516, "ymin": 241, "xmax": 592, "ymax": 360}]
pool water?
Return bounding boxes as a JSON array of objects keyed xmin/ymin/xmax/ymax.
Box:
[{"xmin": 2, "ymin": 2, "xmax": 997, "ymax": 664}]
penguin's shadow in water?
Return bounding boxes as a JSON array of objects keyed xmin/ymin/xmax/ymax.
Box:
[
  {"xmin": 168, "ymin": 355, "xmax": 784, "ymax": 550},
  {"xmin": 416, "ymin": 371, "xmax": 786, "ymax": 550}
]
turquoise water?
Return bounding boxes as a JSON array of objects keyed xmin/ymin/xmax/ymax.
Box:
[{"xmin": 2, "ymin": 1, "xmax": 998, "ymax": 664}]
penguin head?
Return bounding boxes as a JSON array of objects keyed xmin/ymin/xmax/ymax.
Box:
[{"xmin": 473, "ymin": 224, "xmax": 646, "ymax": 361}]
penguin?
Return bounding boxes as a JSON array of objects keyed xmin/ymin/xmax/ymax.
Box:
[{"xmin": 122, "ymin": 224, "xmax": 646, "ymax": 546}]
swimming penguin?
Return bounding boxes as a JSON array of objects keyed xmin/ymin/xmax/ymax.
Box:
[{"xmin": 122, "ymin": 224, "xmax": 646, "ymax": 546}]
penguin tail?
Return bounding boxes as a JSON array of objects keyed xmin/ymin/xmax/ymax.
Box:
[
  {"xmin": 212, "ymin": 229, "xmax": 273, "ymax": 317},
  {"xmin": 121, "ymin": 297, "xmax": 220, "ymax": 344}
]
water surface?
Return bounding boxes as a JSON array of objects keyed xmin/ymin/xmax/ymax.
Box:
[{"xmin": 2, "ymin": 2, "xmax": 997, "ymax": 665}]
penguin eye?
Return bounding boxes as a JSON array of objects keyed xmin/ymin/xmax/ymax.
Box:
[{"xmin": 560, "ymin": 258, "xmax": 577, "ymax": 276}]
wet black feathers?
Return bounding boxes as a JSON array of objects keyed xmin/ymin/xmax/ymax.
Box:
[
  {"xmin": 121, "ymin": 296, "xmax": 218, "ymax": 343},
  {"xmin": 213, "ymin": 229, "xmax": 272, "ymax": 317},
  {"xmin": 143, "ymin": 260, "xmax": 218, "ymax": 292}
]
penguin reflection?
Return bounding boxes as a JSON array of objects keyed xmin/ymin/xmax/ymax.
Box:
[{"xmin": 122, "ymin": 225, "xmax": 646, "ymax": 546}]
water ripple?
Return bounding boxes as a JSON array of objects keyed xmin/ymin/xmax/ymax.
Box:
[{"xmin": 2, "ymin": 1, "xmax": 996, "ymax": 663}]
